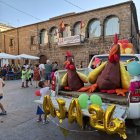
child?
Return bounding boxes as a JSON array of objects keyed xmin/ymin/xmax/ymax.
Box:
[
  {"xmin": 0, "ymin": 77, "xmax": 7, "ymax": 115},
  {"xmin": 91, "ymin": 58, "xmax": 102, "ymax": 69},
  {"xmin": 21, "ymin": 66, "xmax": 27, "ymax": 88},
  {"xmin": 25, "ymin": 67, "xmax": 32, "ymax": 88},
  {"xmin": 36, "ymin": 80, "xmax": 51, "ymax": 124},
  {"xmin": 29, "ymin": 67, "xmax": 33, "ymax": 86}
]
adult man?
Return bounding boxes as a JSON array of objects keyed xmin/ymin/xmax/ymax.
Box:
[{"xmin": 44, "ymin": 60, "xmax": 52, "ymax": 86}]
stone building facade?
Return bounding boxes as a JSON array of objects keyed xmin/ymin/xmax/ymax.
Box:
[{"xmin": 0, "ymin": 1, "xmax": 139, "ymax": 68}]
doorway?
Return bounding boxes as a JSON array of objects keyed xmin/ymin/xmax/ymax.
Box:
[{"xmin": 39, "ymin": 55, "xmax": 47, "ymax": 64}]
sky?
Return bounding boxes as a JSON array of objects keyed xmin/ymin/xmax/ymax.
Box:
[{"xmin": 0, "ymin": 0, "xmax": 140, "ymax": 28}]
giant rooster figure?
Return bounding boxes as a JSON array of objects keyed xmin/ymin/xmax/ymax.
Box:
[
  {"xmin": 78, "ymin": 34, "xmax": 130, "ymax": 96},
  {"xmin": 61, "ymin": 51, "xmax": 88, "ymax": 91}
]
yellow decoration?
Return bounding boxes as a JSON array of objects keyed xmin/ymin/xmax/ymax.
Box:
[
  {"xmin": 56, "ymin": 98, "xmax": 66, "ymax": 123},
  {"xmin": 104, "ymin": 105, "xmax": 127, "ymax": 139},
  {"xmin": 43, "ymin": 95, "xmax": 56, "ymax": 118},
  {"xmin": 120, "ymin": 62, "xmax": 130, "ymax": 89},
  {"xmin": 118, "ymin": 43, "xmax": 125, "ymax": 54},
  {"xmin": 61, "ymin": 73, "xmax": 68, "ymax": 87},
  {"xmin": 77, "ymin": 72, "xmax": 88, "ymax": 83},
  {"xmin": 89, "ymin": 104, "xmax": 127, "ymax": 139},
  {"xmin": 68, "ymin": 99, "xmax": 83, "ymax": 127},
  {"xmin": 88, "ymin": 104, "xmax": 104, "ymax": 131},
  {"xmin": 43, "ymin": 95, "xmax": 50, "ymax": 116},
  {"xmin": 88, "ymin": 62, "xmax": 107, "ymax": 84},
  {"xmin": 118, "ymin": 42, "xmax": 134, "ymax": 54},
  {"xmin": 125, "ymin": 48, "xmax": 133, "ymax": 54},
  {"xmin": 43, "ymin": 96, "xmax": 127, "ymax": 139}
]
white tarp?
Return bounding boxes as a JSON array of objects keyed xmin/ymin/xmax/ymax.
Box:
[
  {"xmin": 0, "ymin": 53, "xmax": 17, "ymax": 59},
  {"xmin": 0, "ymin": 53, "xmax": 17, "ymax": 67},
  {"xmin": 16, "ymin": 54, "xmax": 39, "ymax": 60}
]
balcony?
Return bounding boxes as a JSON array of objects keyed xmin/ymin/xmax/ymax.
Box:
[{"xmin": 58, "ymin": 35, "xmax": 85, "ymax": 47}]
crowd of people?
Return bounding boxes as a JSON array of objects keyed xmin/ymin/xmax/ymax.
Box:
[
  {"xmin": 0, "ymin": 60, "xmax": 58, "ymax": 117},
  {"xmin": 0, "ymin": 64, "xmax": 21, "ymax": 80},
  {"xmin": 20, "ymin": 60, "xmax": 58, "ymax": 88}
]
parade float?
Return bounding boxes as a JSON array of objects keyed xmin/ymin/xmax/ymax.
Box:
[{"xmin": 35, "ymin": 34, "xmax": 140, "ymax": 139}]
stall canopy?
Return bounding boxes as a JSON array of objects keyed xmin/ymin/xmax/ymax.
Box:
[
  {"xmin": 0, "ymin": 53, "xmax": 17, "ymax": 59},
  {"xmin": 16, "ymin": 54, "xmax": 40, "ymax": 60}
]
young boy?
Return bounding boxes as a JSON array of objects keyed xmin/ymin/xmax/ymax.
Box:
[
  {"xmin": 36, "ymin": 80, "xmax": 51, "ymax": 124},
  {"xmin": 25, "ymin": 67, "xmax": 32, "ymax": 88},
  {"xmin": 0, "ymin": 77, "xmax": 7, "ymax": 115},
  {"xmin": 21, "ymin": 66, "xmax": 27, "ymax": 88}
]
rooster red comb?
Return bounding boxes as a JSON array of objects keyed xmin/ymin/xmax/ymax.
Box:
[
  {"xmin": 114, "ymin": 34, "xmax": 118, "ymax": 44},
  {"xmin": 66, "ymin": 51, "xmax": 72, "ymax": 57}
]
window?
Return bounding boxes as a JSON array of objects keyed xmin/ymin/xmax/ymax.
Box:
[
  {"xmin": 40, "ymin": 29, "xmax": 48, "ymax": 44},
  {"xmin": 31, "ymin": 36, "xmax": 36, "ymax": 45},
  {"xmin": 74, "ymin": 22, "xmax": 81, "ymax": 35},
  {"xmin": 63, "ymin": 25, "xmax": 71, "ymax": 37},
  {"xmin": 9, "ymin": 38, "xmax": 14, "ymax": 46},
  {"xmin": 50, "ymin": 27, "xmax": 59, "ymax": 43},
  {"xmin": 88, "ymin": 20, "xmax": 101, "ymax": 38},
  {"xmin": 104, "ymin": 16, "xmax": 119, "ymax": 36}
]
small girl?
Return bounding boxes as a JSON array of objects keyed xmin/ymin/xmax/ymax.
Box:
[
  {"xmin": 36, "ymin": 80, "xmax": 51, "ymax": 124},
  {"xmin": 25, "ymin": 67, "xmax": 32, "ymax": 88}
]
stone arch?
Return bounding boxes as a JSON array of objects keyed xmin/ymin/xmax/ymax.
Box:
[
  {"xmin": 73, "ymin": 21, "xmax": 81, "ymax": 35},
  {"xmin": 103, "ymin": 15, "xmax": 120, "ymax": 36},
  {"xmin": 62, "ymin": 24, "xmax": 71, "ymax": 37},
  {"xmin": 49, "ymin": 26, "xmax": 59, "ymax": 43},
  {"xmin": 86, "ymin": 18, "xmax": 101, "ymax": 38},
  {"xmin": 39, "ymin": 29, "xmax": 48, "ymax": 44}
]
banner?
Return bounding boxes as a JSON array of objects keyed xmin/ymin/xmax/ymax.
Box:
[{"xmin": 58, "ymin": 35, "xmax": 82, "ymax": 46}]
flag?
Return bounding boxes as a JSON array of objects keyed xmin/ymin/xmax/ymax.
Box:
[
  {"xmin": 60, "ymin": 21, "xmax": 65, "ymax": 32},
  {"xmin": 80, "ymin": 21, "xmax": 87, "ymax": 35},
  {"xmin": 80, "ymin": 21, "xmax": 85, "ymax": 29}
]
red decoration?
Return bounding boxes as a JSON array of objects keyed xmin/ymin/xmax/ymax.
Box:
[
  {"xmin": 35, "ymin": 90, "xmax": 41, "ymax": 96},
  {"xmin": 51, "ymin": 76, "xmax": 56, "ymax": 91},
  {"xmin": 80, "ymin": 21, "xmax": 85, "ymax": 29},
  {"xmin": 66, "ymin": 51, "xmax": 72, "ymax": 57},
  {"xmin": 69, "ymin": 64, "xmax": 75, "ymax": 70},
  {"xmin": 60, "ymin": 21, "xmax": 65, "ymax": 32}
]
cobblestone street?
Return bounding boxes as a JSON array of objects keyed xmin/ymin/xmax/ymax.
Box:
[{"xmin": 0, "ymin": 80, "xmax": 140, "ymax": 140}]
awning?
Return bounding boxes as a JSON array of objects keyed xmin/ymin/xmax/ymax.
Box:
[
  {"xmin": 0, "ymin": 53, "xmax": 17, "ymax": 59},
  {"xmin": 16, "ymin": 54, "xmax": 39, "ymax": 60}
]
